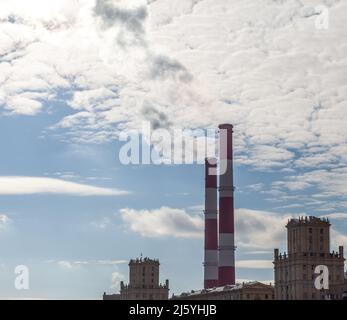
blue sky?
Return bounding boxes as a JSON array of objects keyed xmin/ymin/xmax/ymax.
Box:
[
  {"xmin": 0, "ymin": 106, "xmax": 275, "ymax": 299},
  {"xmin": 0, "ymin": 103, "xmax": 346, "ymax": 299},
  {"xmin": 1, "ymin": 0, "xmax": 347, "ymax": 299}
]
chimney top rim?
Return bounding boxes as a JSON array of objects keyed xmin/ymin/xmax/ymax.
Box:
[{"xmin": 218, "ymin": 124, "xmax": 234, "ymax": 130}]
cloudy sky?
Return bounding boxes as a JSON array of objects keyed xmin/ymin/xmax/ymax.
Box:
[{"xmin": 1, "ymin": 0, "xmax": 347, "ymax": 299}]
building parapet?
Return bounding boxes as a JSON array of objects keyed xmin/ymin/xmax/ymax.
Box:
[
  {"xmin": 274, "ymin": 249, "xmax": 344, "ymax": 261},
  {"xmin": 129, "ymin": 257, "xmax": 160, "ymax": 265},
  {"xmin": 286, "ymin": 216, "xmax": 330, "ymax": 228},
  {"xmin": 121, "ymin": 282, "xmax": 169, "ymax": 290}
]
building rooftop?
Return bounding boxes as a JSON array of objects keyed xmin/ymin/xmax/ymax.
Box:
[
  {"xmin": 173, "ymin": 281, "xmax": 273, "ymax": 298},
  {"xmin": 286, "ymin": 216, "xmax": 330, "ymax": 227},
  {"xmin": 129, "ymin": 257, "xmax": 160, "ymax": 265}
]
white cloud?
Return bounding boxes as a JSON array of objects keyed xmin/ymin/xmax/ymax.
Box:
[
  {"xmin": 296, "ymin": 168, "xmax": 347, "ymax": 197},
  {"xmin": 96, "ymin": 260, "xmax": 128, "ymax": 265},
  {"xmin": 57, "ymin": 261, "xmax": 74, "ymax": 269},
  {"xmin": 0, "ymin": 214, "xmax": 11, "ymax": 229},
  {"xmin": 322, "ymin": 213, "xmax": 347, "ymax": 220},
  {"xmin": 236, "ymin": 279, "xmax": 274, "ymax": 285},
  {"xmin": 56, "ymin": 259, "xmax": 127, "ymax": 269},
  {"xmin": 270, "ymin": 168, "xmax": 347, "ymax": 212},
  {"xmin": 110, "ymin": 271, "xmax": 125, "ymax": 291},
  {"xmin": 272, "ymin": 181, "xmax": 313, "ymax": 192},
  {"xmin": 236, "ymin": 260, "xmax": 273, "ymax": 269},
  {"xmin": 120, "ymin": 206, "xmax": 347, "ymax": 252},
  {"xmin": 120, "ymin": 206, "xmax": 290, "ymax": 248},
  {"xmin": 90, "ymin": 217, "xmax": 112, "ymax": 229},
  {"xmin": 331, "ymin": 229, "xmax": 347, "ymax": 249},
  {"xmin": 245, "ymin": 183, "xmax": 265, "ymax": 192},
  {"xmin": 1, "ymin": 0, "xmax": 347, "ymax": 203},
  {"xmin": 0, "ymin": 176, "xmax": 129, "ymax": 196},
  {"xmin": 235, "ymin": 209, "xmax": 289, "ymax": 250},
  {"xmin": 120, "ymin": 206, "xmax": 204, "ymax": 238}
]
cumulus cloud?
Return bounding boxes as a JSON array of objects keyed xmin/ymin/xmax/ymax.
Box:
[
  {"xmin": 0, "ymin": 176, "xmax": 129, "ymax": 196},
  {"xmin": 121, "ymin": 206, "xmax": 347, "ymax": 252},
  {"xmin": 237, "ymin": 209, "xmax": 347, "ymax": 251},
  {"xmin": 120, "ymin": 206, "xmax": 204, "ymax": 238},
  {"xmin": 110, "ymin": 271, "xmax": 125, "ymax": 291},
  {"xmin": 331, "ymin": 229, "xmax": 347, "ymax": 249},
  {"xmin": 120, "ymin": 206, "xmax": 288, "ymax": 248},
  {"xmin": 235, "ymin": 209, "xmax": 289, "ymax": 249}
]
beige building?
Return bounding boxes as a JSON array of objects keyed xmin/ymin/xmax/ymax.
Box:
[
  {"xmin": 103, "ymin": 257, "xmax": 169, "ymax": 300},
  {"xmin": 173, "ymin": 281, "xmax": 274, "ymax": 300},
  {"xmin": 274, "ymin": 216, "xmax": 346, "ymax": 300}
]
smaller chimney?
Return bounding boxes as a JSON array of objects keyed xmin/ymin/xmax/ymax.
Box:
[{"xmin": 203, "ymin": 158, "xmax": 218, "ymax": 289}]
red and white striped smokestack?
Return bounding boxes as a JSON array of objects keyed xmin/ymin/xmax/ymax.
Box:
[
  {"xmin": 218, "ymin": 124, "xmax": 236, "ymax": 286},
  {"xmin": 204, "ymin": 157, "xmax": 218, "ymax": 289}
]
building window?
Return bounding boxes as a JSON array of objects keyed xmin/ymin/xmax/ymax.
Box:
[
  {"xmin": 265, "ymin": 294, "xmax": 268, "ymax": 299},
  {"xmin": 320, "ymin": 229, "xmax": 324, "ymax": 234},
  {"xmin": 309, "ymin": 228, "xmax": 312, "ymax": 234}
]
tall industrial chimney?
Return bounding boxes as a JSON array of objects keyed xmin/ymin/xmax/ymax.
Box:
[
  {"xmin": 218, "ymin": 124, "xmax": 235, "ymax": 286},
  {"xmin": 204, "ymin": 158, "xmax": 219, "ymax": 289}
]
